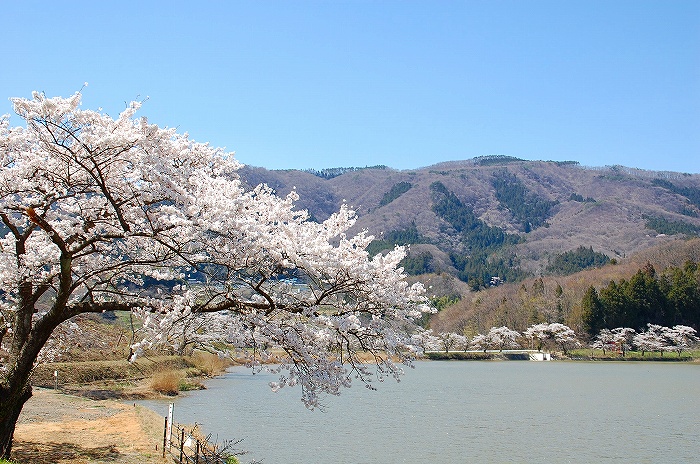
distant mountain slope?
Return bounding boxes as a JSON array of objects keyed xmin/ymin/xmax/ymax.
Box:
[
  {"xmin": 239, "ymin": 158, "xmax": 700, "ymax": 285},
  {"xmin": 429, "ymin": 237, "xmax": 700, "ymax": 336}
]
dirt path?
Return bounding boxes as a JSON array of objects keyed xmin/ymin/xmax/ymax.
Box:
[{"xmin": 12, "ymin": 387, "xmax": 169, "ymax": 464}]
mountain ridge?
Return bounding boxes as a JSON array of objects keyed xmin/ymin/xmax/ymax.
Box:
[{"xmin": 239, "ymin": 158, "xmax": 700, "ymax": 285}]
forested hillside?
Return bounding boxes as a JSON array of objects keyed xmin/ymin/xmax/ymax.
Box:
[
  {"xmin": 239, "ymin": 157, "xmax": 700, "ymax": 335},
  {"xmin": 240, "ymin": 157, "xmax": 700, "ymax": 277},
  {"xmin": 429, "ymin": 238, "xmax": 700, "ymax": 337}
]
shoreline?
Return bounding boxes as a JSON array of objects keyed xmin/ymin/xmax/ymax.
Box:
[
  {"xmin": 11, "ymin": 351, "xmax": 698, "ymax": 463},
  {"xmin": 423, "ymin": 350, "xmax": 699, "ymax": 362},
  {"xmin": 13, "ymin": 387, "xmax": 168, "ymax": 464},
  {"xmin": 11, "ymin": 354, "xmax": 233, "ymax": 464}
]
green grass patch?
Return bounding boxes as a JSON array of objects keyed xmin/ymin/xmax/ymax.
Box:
[
  {"xmin": 425, "ymin": 351, "xmax": 496, "ymax": 360},
  {"xmin": 568, "ymin": 348, "xmax": 699, "ymax": 361}
]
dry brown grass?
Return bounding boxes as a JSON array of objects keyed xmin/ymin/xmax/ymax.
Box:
[
  {"xmin": 32, "ymin": 353, "xmax": 227, "ymax": 399},
  {"xmin": 189, "ymin": 352, "xmax": 231, "ymax": 377},
  {"xmin": 32, "ymin": 356, "xmax": 192, "ymax": 388},
  {"xmin": 146, "ymin": 352, "xmax": 231, "ymax": 395},
  {"xmin": 148, "ymin": 369, "xmax": 182, "ymax": 395}
]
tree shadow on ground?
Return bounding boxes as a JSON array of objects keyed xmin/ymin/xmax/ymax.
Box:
[{"xmin": 11, "ymin": 440, "xmax": 120, "ymax": 463}]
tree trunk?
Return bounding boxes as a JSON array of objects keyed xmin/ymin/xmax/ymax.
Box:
[
  {"xmin": 0, "ymin": 380, "xmax": 32, "ymax": 459},
  {"xmin": 0, "ymin": 307, "xmax": 59, "ymax": 459}
]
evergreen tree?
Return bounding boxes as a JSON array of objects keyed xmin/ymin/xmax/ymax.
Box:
[
  {"xmin": 599, "ymin": 280, "xmax": 628, "ymax": 328},
  {"xmin": 582, "ymin": 261, "xmax": 700, "ymax": 332},
  {"xmin": 547, "ymin": 246, "xmax": 610, "ymax": 275},
  {"xmin": 581, "ymin": 286, "xmax": 605, "ymax": 337},
  {"xmin": 666, "ymin": 262, "xmax": 700, "ymax": 327}
]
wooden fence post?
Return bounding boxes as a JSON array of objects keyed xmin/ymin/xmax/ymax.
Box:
[
  {"xmin": 179, "ymin": 428, "xmax": 185, "ymax": 464},
  {"xmin": 162, "ymin": 416, "xmax": 168, "ymax": 458}
]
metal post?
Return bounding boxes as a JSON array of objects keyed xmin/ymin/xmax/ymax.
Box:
[
  {"xmin": 167, "ymin": 403, "xmax": 174, "ymax": 450},
  {"xmin": 195, "ymin": 440, "xmax": 200, "ymax": 464}
]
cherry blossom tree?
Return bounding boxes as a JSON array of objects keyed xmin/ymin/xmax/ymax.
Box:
[
  {"xmin": 590, "ymin": 329, "xmax": 615, "ymax": 354},
  {"xmin": 524, "ymin": 323, "xmax": 578, "ymax": 354},
  {"xmin": 610, "ymin": 327, "xmax": 636, "ymax": 356},
  {"xmin": 469, "ymin": 333, "xmax": 490, "ymax": 352},
  {"xmin": 488, "ymin": 326, "xmax": 521, "ymax": 351},
  {"xmin": 591, "ymin": 328, "xmax": 635, "ymax": 356},
  {"xmin": 469, "ymin": 326, "xmax": 520, "ymax": 352},
  {"xmin": 454, "ymin": 333, "xmax": 470, "ymax": 352},
  {"xmin": 633, "ymin": 324, "xmax": 671, "ymax": 356},
  {"xmin": 666, "ymin": 325, "xmax": 698, "ymax": 356},
  {"xmin": 548, "ymin": 323, "xmax": 579, "ymax": 354},
  {"xmin": 436, "ymin": 332, "xmax": 462, "ymax": 353},
  {"xmin": 0, "ymin": 91, "xmax": 429, "ymax": 457},
  {"xmin": 410, "ymin": 329, "xmax": 441, "ymax": 352},
  {"xmin": 523, "ymin": 323, "xmax": 550, "ymax": 351}
]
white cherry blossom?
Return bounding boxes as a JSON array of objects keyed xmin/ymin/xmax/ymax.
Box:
[{"xmin": 0, "ymin": 92, "xmax": 429, "ymax": 457}]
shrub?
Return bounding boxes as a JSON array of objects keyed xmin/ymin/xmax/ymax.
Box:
[
  {"xmin": 149, "ymin": 369, "xmax": 182, "ymax": 395},
  {"xmin": 190, "ymin": 352, "xmax": 230, "ymax": 377}
]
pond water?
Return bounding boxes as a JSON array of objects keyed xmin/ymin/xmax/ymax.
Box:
[{"xmin": 138, "ymin": 360, "xmax": 700, "ymax": 463}]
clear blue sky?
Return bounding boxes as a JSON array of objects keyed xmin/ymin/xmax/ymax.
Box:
[{"xmin": 2, "ymin": 1, "xmax": 699, "ymax": 173}]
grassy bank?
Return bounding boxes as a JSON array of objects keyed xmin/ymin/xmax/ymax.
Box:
[
  {"xmin": 32, "ymin": 352, "xmax": 234, "ymax": 398},
  {"xmin": 424, "ymin": 351, "xmax": 529, "ymax": 360},
  {"xmin": 10, "ymin": 352, "xmax": 233, "ymax": 463},
  {"xmin": 568, "ymin": 348, "xmax": 700, "ymax": 362}
]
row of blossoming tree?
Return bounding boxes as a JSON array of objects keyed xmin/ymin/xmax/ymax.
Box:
[
  {"xmin": 0, "ymin": 92, "xmax": 430, "ymax": 458},
  {"xmin": 423, "ymin": 322, "xmax": 580, "ymax": 354},
  {"xmin": 425, "ymin": 322, "xmax": 699, "ymax": 357},
  {"xmin": 591, "ymin": 324, "xmax": 698, "ymax": 357}
]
